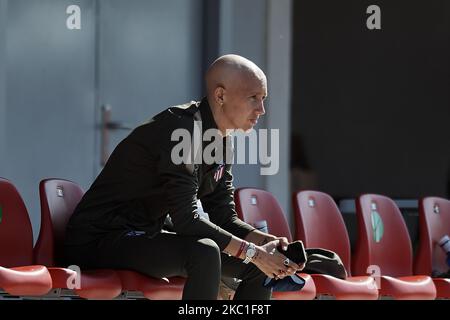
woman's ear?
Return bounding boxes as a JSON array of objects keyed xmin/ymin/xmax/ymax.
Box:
[{"xmin": 215, "ymin": 86, "xmax": 225, "ymax": 106}]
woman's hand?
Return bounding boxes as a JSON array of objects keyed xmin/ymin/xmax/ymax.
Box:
[
  {"xmin": 262, "ymin": 235, "xmax": 290, "ymax": 251},
  {"xmin": 274, "ymin": 237, "xmax": 306, "ymax": 274},
  {"xmin": 251, "ymin": 239, "xmax": 303, "ymax": 279}
]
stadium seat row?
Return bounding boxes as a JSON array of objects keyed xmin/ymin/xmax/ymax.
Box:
[
  {"xmin": 0, "ymin": 178, "xmax": 185, "ymax": 300},
  {"xmin": 0, "ymin": 177, "xmax": 449, "ymax": 299},
  {"xmin": 235, "ymin": 188, "xmax": 450, "ymax": 299}
]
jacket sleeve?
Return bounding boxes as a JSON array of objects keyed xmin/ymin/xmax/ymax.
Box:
[
  {"xmin": 200, "ymin": 165, "xmax": 255, "ymax": 240},
  {"xmin": 158, "ymin": 149, "xmax": 235, "ymax": 250}
]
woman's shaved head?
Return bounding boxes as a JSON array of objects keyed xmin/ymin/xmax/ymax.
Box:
[
  {"xmin": 206, "ymin": 54, "xmax": 266, "ymax": 99},
  {"xmin": 205, "ymin": 55, "xmax": 267, "ymax": 134}
]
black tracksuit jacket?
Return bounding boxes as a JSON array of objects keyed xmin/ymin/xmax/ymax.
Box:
[{"xmin": 65, "ymin": 98, "xmax": 255, "ymax": 250}]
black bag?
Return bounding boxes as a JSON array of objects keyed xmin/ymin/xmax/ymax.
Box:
[
  {"xmin": 263, "ymin": 274, "xmax": 306, "ymax": 292},
  {"xmin": 302, "ymin": 248, "xmax": 348, "ymax": 279},
  {"xmin": 432, "ymin": 269, "xmax": 450, "ymax": 278}
]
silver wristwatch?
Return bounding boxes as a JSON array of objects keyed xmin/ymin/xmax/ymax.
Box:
[{"xmin": 243, "ymin": 243, "xmax": 256, "ymax": 264}]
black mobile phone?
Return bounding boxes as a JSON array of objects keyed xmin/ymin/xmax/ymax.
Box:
[{"xmin": 279, "ymin": 240, "xmax": 307, "ymax": 265}]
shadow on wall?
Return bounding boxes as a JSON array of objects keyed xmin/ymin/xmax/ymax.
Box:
[
  {"xmin": 447, "ymin": 161, "xmax": 450, "ymax": 199},
  {"xmin": 291, "ymin": 133, "xmax": 318, "ymax": 192}
]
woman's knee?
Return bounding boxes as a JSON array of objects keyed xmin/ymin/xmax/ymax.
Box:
[{"xmin": 188, "ymin": 238, "xmax": 221, "ymax": 264}]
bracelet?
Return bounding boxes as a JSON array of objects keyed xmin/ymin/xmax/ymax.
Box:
[{"xmin": 235, "ymin": 241, "xmax": 247, "ymax": 258}]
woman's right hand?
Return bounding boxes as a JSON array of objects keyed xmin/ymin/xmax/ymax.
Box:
[{"xmin": 251, "ymin": 239, "xmax": 303, "ymax": 279}]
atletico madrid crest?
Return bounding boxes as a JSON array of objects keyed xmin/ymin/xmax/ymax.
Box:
[{"xmin": 214, "ymin": 164, "xmax": 225, "ymax": 182}]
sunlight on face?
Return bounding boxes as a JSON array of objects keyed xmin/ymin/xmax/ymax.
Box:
[{"xmin": 223, "ymin": 73, "xmax": 267, "ymax": 132}]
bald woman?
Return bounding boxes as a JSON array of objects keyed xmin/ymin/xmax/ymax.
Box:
[{"xmin": 65, "ymin": 55, "xmax": 302, "ymax": 300}]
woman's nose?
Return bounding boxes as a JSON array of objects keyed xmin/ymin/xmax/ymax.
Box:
[{"xmin": 256, "ymin": 102, "xmax": 266, "ymax": 115}]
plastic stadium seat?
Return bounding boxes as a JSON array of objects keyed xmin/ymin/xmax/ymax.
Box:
[
  {"xmin": 34, "ymin": 179, "xmax": 121, "ymax": 299},
  {"xmin": 353, "ymin": 194, "xmax": 437, "ymax": 299},
  {"xmin": 234, "ymin": 188, "xmax": 316, "ymax": 300},
  {"xmin": 116, "ymin": 271, "xmax": 184, "ymax": 300},
  {"xmin": 293, "ymin": 191, "xmax": 378, "ymax": 300},
  {"xmin": 414, "ymin": 197, "xmax": 450, "ymax": 298},
  {"xmin": 0, "ymin": 178, "xmax": 52, "ymax": 296},
  {"xmin": 34, "ymin": 178, "xmax": 184, "ymax": 300}
]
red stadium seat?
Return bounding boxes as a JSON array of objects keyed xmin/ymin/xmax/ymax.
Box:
[
  {"xmin": 0, "ymin": 178, "xmax": 52, "ymax": 296},
  {"xmin": 234, "ymin": 188, "xmax": 316, "ymax": 300},
  {"xmin": 353, "ymin": 194, "xmax": 436, "ymax": 299},
  {"xmin": 116, "ymin": 271, "xmax": 184, "ymax": 300},
  {"xmin": 414, "ymin": 197, "xmax": 450, "ymax": 298},
  {"xmin": 293, "ymin": 191, "xmax": 378, "ymax": 299},
  {"xmin": 34, "ymin": 179, "xmax": 121, "ymax": 299},
  {"xmin": 34, "ymin": 178, "xmax": 184, "ymax": 300}
]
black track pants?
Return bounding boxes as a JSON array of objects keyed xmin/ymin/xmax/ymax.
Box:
[{"xmin": 64, "ymin": 230, "xmax": 271, "ymax": 300}]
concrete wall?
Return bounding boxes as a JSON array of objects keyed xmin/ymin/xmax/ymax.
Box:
[
  {"xmin": 266, "ymin": 0, "xmax": 293, "ymax": 226},
  {"xmin": 0, "ymin": 0, "xmax": 6, "ymax": 173},
  {"xmin": 218, "ymin": 0, "xmax": 293, "ymax": 224}
]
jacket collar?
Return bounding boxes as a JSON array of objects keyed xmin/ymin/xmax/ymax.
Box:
[
  {"xmin": 199, "ymin": 97, "xmax": 218, "ymax": 133},
  {"xmin": 198, "ymin": 98, "xmax": 233, "ymax": 165}
]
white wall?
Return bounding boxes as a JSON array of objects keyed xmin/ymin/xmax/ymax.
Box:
[
  {"xmin": 219, "ymin": 0, "xmax": 267, "ymax": 193},
  {"xmin": 0, "ymin": 0, "xmax": 6, "ymax": 172},
  {"xmin": 265, "ymin": 0, "xmax": 293, "ymax": 227},
  {"xmin": 218, "ymin": 0, "xmax": 293, "ymax": 226},
  {"xmin": 0, "ymin": 0, "xmax": 294, "ymax": 237}
]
